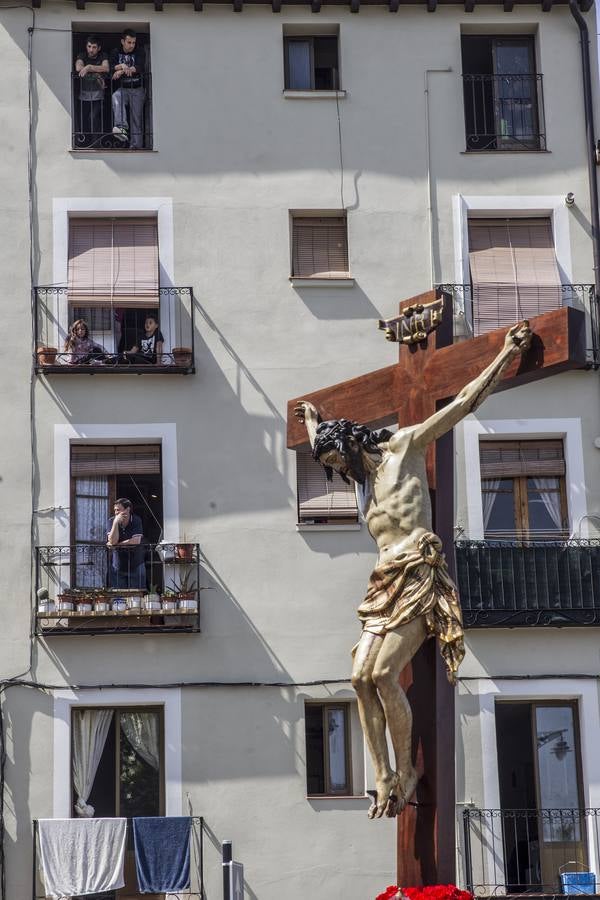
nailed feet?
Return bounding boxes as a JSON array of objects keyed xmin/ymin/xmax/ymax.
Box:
[{"xmin": 367, "ymin": 768, "xmax": 418, "ymax": 819}]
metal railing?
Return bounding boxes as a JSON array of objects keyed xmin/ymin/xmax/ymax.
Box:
[
  {"xmin": 71, "ymin": 71, "xmax": 153, "ymax": 150},
  {"xmin": 34, "ymin": 286, "xmax": 195, "ymax": 374},
  {"xmin": 462, "ymin": 73, "xmax": 546, "ymax": 151},
  {"xmin": 33, "ymin": 816, "xmax": 204, "ymax": 899},
  {"xmin": 463, "ymin": 807, "xmax": 599, "ymax": 896},
  {"xmin": 35, "ymin": 542, "xmax": 201, "ymax": 634},
  {"xmin": 456, "ymin": 540, "xmax": 600, "ymax": 627},
  {"xmin": 436, "ymin": 284, "xmax": 599, "ymax": 362}
]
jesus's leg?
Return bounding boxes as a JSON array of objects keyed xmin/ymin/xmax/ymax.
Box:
[
  {"xmin": 371, "ymin": 615, "xmax": 427, "ymax": 816},
  {"xmin": 351, "ymin": 631, "xmax": 399, "ymax": 819}
]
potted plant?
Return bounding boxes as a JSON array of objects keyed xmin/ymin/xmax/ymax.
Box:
[
  {"xmin": 126, "ymin": 592, "xmax": 143, "ymax": 612},
  {"xmin": 143, "ymin": 585, "xmax": 161, "ymax": 611},
  {"xmin": 72, "ymin": 590, "xmax": 93, "ymax": 614},
  {"xmin": 169, "ymin": 571, "xmax": 198, "ymax": 611},
  {"xmin": 56, "ymin": 588, "xmax": 78, "ymax": 612},
  {"xmin": 161, "ymin": 589, "xmax": 178, "ymax": 613},
  {"xmin": 36, "ymin": 345, "xmax": 58, "ymax": 366},
  {"xmin": 172, "ymin": 347, "xmax": 193, "ymax": 367},
  {"xmin": 89, "ymin": 588, "xmax": 111, "ymax": 613}
]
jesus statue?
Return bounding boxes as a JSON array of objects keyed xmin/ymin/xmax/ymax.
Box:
[{"xmin": 294, "ymin": 321, "xmax": 532, "ymax": 820}]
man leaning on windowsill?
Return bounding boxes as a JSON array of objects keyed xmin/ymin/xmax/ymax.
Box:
[{"xmin": 106, "ymin": 498, "xmax": 146, "ymax": 589}]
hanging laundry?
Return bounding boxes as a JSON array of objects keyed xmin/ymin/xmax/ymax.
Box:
[
  {"xmin": 37, "ymin": 818, "xmax": 127, "ymax": 899},
  {"xmin": 132, "ymin": 816, "xmax": 191, "ymax": 893}
]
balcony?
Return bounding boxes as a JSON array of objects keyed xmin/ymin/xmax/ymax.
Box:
[
  {"xmin": 71, "ymin": 72, "xmax": 153, "ymax": 151},
  {"xmin": 436, "ymin": 284, "xmax": 599, "ymax": 365},
  {"xmin": 463, "ymin": 807, "xmax": 598, "ymax": 896},
  {"xmin": 455, "ymin": 540, "xmax": 600, "ymax": 627},
  {"xmin": 35, "ymin": 542, "xmax": 201, "ymax": 635},
  {"xmin": 34, "ymin": 287, "xmax": 195, "ymax": 374},
  {"xmin": 462, "ymin": 74, "xmax": 546, "ymax": 151}
]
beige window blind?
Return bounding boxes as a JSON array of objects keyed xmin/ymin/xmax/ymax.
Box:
[
  {"xmin": 68, "ymin": 217, "xmax": 159, "ymax": 307},
  {"xmin": 468, "ymin": 218, "xmax": 562, "ymax": 335},
  {"xmin": 479, "ymin": 440, "xmax": 565, "ymax": 478},
  {"xmin": 292, "ymin": 217, "xmax": 349, "ymax": 278},
  {"xmin": 296, "ymin": 448, "xmax": 358, "ymax": 522},
  {"xmin": 71, "ymin": 444, "xmax": 161, "ymax": 477}
]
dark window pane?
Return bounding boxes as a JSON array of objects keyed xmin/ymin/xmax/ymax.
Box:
[
  {"xmin": 119, "ymin": 711, "xmax": 160, "ymax": 818},
  {"xmin": 535, "ymin": 706, "xmax": 581, "ymax": 841},
  {"xmin": 305, "ymin": 706, "xmax": 325, "ymax": 794},
  {"xmin": 314, "ymin": 37, "xmax": 338, "ymax": 89},
  {"xmin": 484, "ymin": 480, "xmax": 516, "ymax": 535},
  {"xmin": 526, "ymin": 478, "xmax": 562, "ymax": 534},
  {"xmin": 84, "ymin": 716, "xmax": 116, "ymax": 818}
]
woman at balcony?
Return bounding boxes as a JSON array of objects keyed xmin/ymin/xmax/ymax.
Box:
[{"xmin": 64, "ymin": 319, "xmax": 110, "ymax": 366}]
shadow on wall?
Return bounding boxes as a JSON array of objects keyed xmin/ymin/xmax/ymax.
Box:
[{"xmin": 292, "ymin": 281, "xmax": 383, "ymax": 321}]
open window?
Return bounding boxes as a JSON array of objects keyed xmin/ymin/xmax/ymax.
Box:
[
  {"xmin": 305, "ymin": 703, "xmax": 352, "ymax": 796},
  {"xmin": 284, "ymin": 34, "xmax": 340, "ymax": 91}
]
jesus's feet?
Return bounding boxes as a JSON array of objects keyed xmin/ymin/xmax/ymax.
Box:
[{"xmin": 367, "ymin": 768, "xmax": 419, "ymax": 819}]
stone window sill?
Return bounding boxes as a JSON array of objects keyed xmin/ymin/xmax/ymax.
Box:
[
  {"xmin": 307, "ymin": 794, "xmax": 367, "ymax": 800},
  {"xmin": 289, "ymin": 277, "xmax": 355, "ymax": 289},
  {"xmin": 283, "ymin": 90, "xmax": 346, "ymax": 100}
]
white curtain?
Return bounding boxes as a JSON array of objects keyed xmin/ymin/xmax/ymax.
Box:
[
  {"xmin": 532, "ymin": 477, "xmax": 563, "ymax": 531},
  {"xmin": 120, "ymin": 711, "xmax": 160, "ymax": 770},
  {"xmin": 75, "ymin": 477, "xmax": 109, "ymax": 588},
  {"xmin": 482, "ymin": 479, "xmax": 501, "ymax": 531},
  {"xmin": 72, "ymin": 709, "xmax": 114, "ymax": 817}
]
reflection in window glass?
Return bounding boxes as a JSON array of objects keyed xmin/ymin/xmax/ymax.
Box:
[
  {"xmin": 327, "ymin": 708, "xmax": 348, "ymax": 792},
  {"xmin": 535, "ymin": 706, "xmax": 581, "ymax": 841}
]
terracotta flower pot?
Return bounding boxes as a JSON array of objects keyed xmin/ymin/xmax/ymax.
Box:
[
  {"xmin": 37, "ymin": 346, "xmax": 58, "ymax": 366},
  {"xmin": 172, "ymin": 347, "xmax": 193, "ymax": 367}
]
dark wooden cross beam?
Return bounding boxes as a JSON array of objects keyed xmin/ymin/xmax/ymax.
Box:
[{"xmin": 287, "ymin": 288, "xmax": 586, "ymax": 886}]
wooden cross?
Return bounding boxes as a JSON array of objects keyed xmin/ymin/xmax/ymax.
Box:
[{"xmin": 287, "ymin": 289, "xmax": 586, "ymax": 886}]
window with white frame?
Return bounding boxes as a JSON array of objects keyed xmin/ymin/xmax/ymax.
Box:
[{"xmin": 296, "ymin": 447, "xmax": 358, "ymax": 525}]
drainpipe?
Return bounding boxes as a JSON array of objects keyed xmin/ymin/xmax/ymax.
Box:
[{"xmin": 569, "ymin": 0, "xmax": 600, "ymax": 302}]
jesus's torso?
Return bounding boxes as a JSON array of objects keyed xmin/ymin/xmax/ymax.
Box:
[{"xmin": 364, "ymin": 427, "xmax": 432, "ymax": 565}]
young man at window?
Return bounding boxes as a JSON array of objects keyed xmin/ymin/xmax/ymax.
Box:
[
  {"xmin": 74, "ymin": 35, "xmax": 109, "ymax": 145},
  {"xmin": 106, "ymin": 498, "xmax": 146, "ymax": 588},
  {"xmin": 109, "ymin": 29, "xmax": 146, "ymax": 149}
]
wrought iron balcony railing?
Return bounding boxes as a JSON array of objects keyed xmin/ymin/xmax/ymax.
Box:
[
  {"xmin": 437, "ymin": 284, "xmax": 599, "ymax": 366},
  {"xmin": 463, "ymin": 807, "xmax": 599, "ymax": 896},
  {"xmin": 35, "ymin": 542, "xmax": 201, "ymax": 634},
  {"xmin": 71, "ymin": 71, "xmax": 153, "ymax": 150},
  {"xmin": 34, "ymin": 286, "xmax": 195, "ymax": 374},
  {"xmin": 462, "ymin": 73, "xmax": 546, "ymax": 151},
  {"xmin": 456, "ymin": 540, "xmax": 600, "ymax": 627}
]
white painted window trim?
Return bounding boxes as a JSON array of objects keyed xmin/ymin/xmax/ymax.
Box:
[
  {"xmin": 283, "ymin": 90, "xmax": 346, "ymax": 100},
  {"xmin": 469, "ymin": 677, "xmax": 600, "ymax": 886},
  {"xmin": 53, "ymin": 687, "xmax": 182, "ymax": 818},
  {"xmin": 53, "ymin": 423, "xmax": 179, "ymax": 545},
  {"xmin": 51, "ymin": 197, "xmax": 175, "ymax": 351},
  {"xmin": 452, "ymin": 195, "xmax": 573, "ymax": 287},
  {"xmin": 459, "ymin": 416, "xmax": 588, "ymax": 539}
]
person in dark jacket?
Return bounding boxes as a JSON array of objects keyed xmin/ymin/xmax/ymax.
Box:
[{"xmin": 110, "ymin": 29, "xmax": 146, "ymax": 149}]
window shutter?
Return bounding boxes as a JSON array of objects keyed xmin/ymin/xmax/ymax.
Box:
[
  {"xmin": 296, "ymin": 448, "xmax": 358, "ymax": 522},
  {"xmin": 468, "ymin": 218, "xmax": 561, "ymax": 336},
  {"xmin": 71, "ymin": 444, "xmax": 161, "ymax": 477},
  {"xmin": 479, "ymin": 440, "xmax": 565, "ymax": 478},
  {"xmin": 68, "ymin": 218, "xmax": 159, "ymax": 307},
  {"xmin": 292, "ymin": 217, "xmax": 349, "ymax": 278}
]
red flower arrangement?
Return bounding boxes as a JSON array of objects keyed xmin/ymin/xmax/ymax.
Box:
[{"xmin": 377, "ymin": 885, "xmax": 473, "ymax": 900}]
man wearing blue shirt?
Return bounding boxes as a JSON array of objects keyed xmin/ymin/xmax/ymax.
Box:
[{"xmin": 106, "ymin": 498, "xmax": 146, "ymax": 588}]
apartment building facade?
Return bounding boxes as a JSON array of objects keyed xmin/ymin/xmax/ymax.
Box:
[{"xmin": 1, "ymin": 0, "xmax": 600, "ymax": 897}]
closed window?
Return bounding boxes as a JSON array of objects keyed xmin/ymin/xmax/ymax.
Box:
[
  {"xmin": 462, "ymin": 35, "xmax": 543, "ymax": 151},
  {"xmin": 305, "ymin": 703, "xmax": 351, "ymax": 795},
  {"xmin": 292, "ymin": 216, "xmax": 349, "ymax": 279},
  {"xmin": 480, "ymin": 439, "xmax": 568, "ymax": 540},
  {"xmin": 468, "ymin": 218, "xmax": 562, "ymax": 335},
  {"xmin": 284, "ymin": 36, "xmax": 339, "ymax": 90},
  {"xmin": 296, "ymin": 448, "xmax": 358, "ymax": 524}
]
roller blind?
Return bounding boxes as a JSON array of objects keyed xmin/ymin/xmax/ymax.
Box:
[
  {"xmin": 68, "ymin": 218, "xmax": 159, "ymax": 307},
  {"xmin": 296, "ymin": 448, "xmax": 358, "ymax": 522},
  {"xmin": 468, "ymin": 218, "xmax": 562, "ymax": 335},
  {"xmin": 292, "ymin": 217, "xmax": 349, "ymax": 278},
  {"xmin": 71, "ymin": 444, "xmax": 161, "ymax": 477},
  {"xmin": 479, "ymin": 440, "xmax": 565, "ymax": 478}
]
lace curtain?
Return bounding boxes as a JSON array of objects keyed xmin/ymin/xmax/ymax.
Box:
[
  {"xmin": 74, "ymin": 477, "xmax": 109, "ymax": 588},
  {"xmin": 482, "ymin": 479, "xmax": 501, "ymax": 531},
  {"xmin": 120, "ymin": 711, "xmax": 160, "ymax": 770},
  {"xmin": 72, "ymin": 709, "xmax": 114, "ymax": 817},
  {"xmin": 531, "ymin": 477, "xmax": 563, "ymax": 531}
]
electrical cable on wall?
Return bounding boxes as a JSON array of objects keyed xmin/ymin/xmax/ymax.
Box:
[{"xmin": 335, "ymin": 89, "xmax": 345, "ymax": 210}]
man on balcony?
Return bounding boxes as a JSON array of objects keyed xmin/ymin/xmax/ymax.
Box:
[
  {"xmin": 107, "ymin": 498, "xmax": 146, "ymax": 589},
  {"xmin": 109, "ymin": 29, "xmax": 146, "ymax": 149},
  {"xmin": 74, "ymin": 35, "xmax": 109, "ymax": 146}
]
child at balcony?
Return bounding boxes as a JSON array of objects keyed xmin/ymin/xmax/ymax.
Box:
[
  {"xmin": 64, "ymin": 319, "xmax": 110, "ymax": 366},
  {"xmin": 123, "ymin": 315, "xmax": 164, "ymax": 365}
]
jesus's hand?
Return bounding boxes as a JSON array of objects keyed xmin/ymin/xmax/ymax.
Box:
[
  {"xmin": 294, "ymin": 400, "xmax": 319, "ymax": 425},
  {"xmin": 505, "ymin": 321, "xmax": 532, "ymax": 354}
]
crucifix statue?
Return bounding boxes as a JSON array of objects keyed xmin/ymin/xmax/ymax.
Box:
[{"xmin": 288, "ymin": 289, "xmax": 586, "ymax": 883}]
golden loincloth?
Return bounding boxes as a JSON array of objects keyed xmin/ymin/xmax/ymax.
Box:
[{"xmin": 356, "ymin": 531, "xmax": 465, "ymax": 683}]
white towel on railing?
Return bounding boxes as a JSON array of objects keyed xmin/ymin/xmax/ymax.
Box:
[{"xmin": 38, "ymin": 817, "xmax": 127, "ymax": 899}]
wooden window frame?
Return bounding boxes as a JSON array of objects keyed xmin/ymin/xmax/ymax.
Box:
[
  {"xmin": 305, "ymin": 702, "xmax": 352, "ymax": 797},
  {"xmin": 283, "ymin": 35, "xmax": 340, "ymax": 91}
]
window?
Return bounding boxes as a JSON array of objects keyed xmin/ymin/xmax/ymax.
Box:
[
  {"xmin": 70, "ymin": 443, "xmax": 163, "ymax": 588},
  {"xmin": 296, "ymin": 448, "xmax": 358, "ymax": 524},
  {"xmin": 495, "ymin": 701, "xmax": 585, "ymax": 892},
  {"xmin": 284, "ymin": 35, "xmax": 339, "ymax": 90},
  {"xmin": 71, "ymin": 27, "xmax": 152, "ymax": 150},
  {"xmin": 291, "ymin": 216, "xmax": 349, "ymax": 280},
  {"xmin": 468, "ymin": 218, "xmax": 562, "ymax": 335},
  {"xmin": 305, "ymin": 703, "xmax": 351, "ymax": 795},
  {"xmin": 480, "ymin": 439, "xmax": 568, "ymax": 540},
  {"xmin": 462, "ymin": 35, "xmax": 544, "ymax": 151},
  {"xmin": 71, "ymin": 706, "xmax": 163, "ymax": 897}
]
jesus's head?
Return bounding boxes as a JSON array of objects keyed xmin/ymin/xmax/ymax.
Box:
[{"xmin": 312, "ymin": 419, "xmax": 392, "ymax": 485}]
